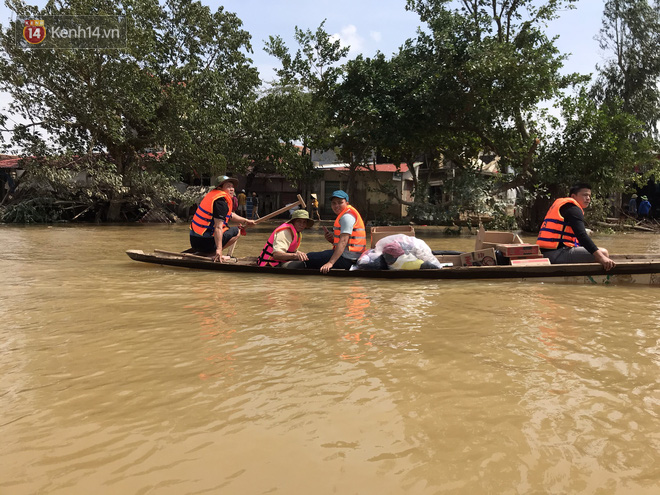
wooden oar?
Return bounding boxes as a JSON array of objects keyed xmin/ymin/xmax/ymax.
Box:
[
  {"xmin": 155, "ymin": 249, "xmax": 212, "ymax": 261},
  {"xmin": 227, "ymin": 227, "xmax": 243, "ymax": 257},
  {"xmin": 154, "ymin": 249, "xmax": 238, "ymax": 263},
  {"xmin": 254, "ymin": 194, "xmax": 306, "ymax": 224},
  {"xmin": 227, "ymin": 195, "xmax": 305, "ymax": 257}
]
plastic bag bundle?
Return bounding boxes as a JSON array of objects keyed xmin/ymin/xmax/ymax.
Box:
[{"xmin": 352, "ymin": 234, "xmax": 443, "ymax": 270}]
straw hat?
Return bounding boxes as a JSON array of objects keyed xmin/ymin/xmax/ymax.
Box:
[
  {"xmin": 310, "ymin": 193, "xmax": 317, "ymax": 199},
  {"xmin": 641, "ymin": 195, "xmax": 648, "ymax": 201},
  {"xmin": 631, "ymin": 194, "xmax": 638, "ymax": 199},
  {"xmin": 289, "ymin": 209, "xmax": 314, "ymax": 228}
]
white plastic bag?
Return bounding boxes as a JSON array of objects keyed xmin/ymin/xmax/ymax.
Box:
[{"xmin": 354, "ymin": 234, "xmax": 442, "ymax": 270}]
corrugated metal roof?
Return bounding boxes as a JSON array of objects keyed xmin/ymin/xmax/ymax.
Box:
[{"xmin": 0, "ymin": 156, "xmax": 20, "ymax": 169}]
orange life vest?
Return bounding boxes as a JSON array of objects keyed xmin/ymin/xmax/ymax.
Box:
[
  {"xmin": 190, "ymin": 189, "xmax": 233, "ymax": 237},
  {"xmin": 536, "ymin": 197, "xmax": 583, "ymax": 249},
  {"xmin": 257, "ymin": 223, "xmax": 302, "ymax": 267},
  {"xmin": 333, "ymin": 205, "xmax": 367, "ymax": 254}
]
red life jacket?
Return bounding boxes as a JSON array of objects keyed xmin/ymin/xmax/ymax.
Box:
[
  {"xmin": 536, "ymin": 197, "xmax": 583, "ymax": 249},
  {"xmin": 190, "ymin": 189, "xmax": 233, "ymax": 237},
  {"xmin": 257, "ymin": 222, "xmax": 302, "ymax": 267},
  {"xmin": 333, "ymin": 205, "xmax": 367, "ymax": 254}
]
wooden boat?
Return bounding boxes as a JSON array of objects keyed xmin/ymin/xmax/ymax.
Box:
[{"xmin": 125, "ymin": 249, "xmax": 660, "ymax": 285}]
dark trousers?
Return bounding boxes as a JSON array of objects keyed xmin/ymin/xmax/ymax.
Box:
[
  {"xmin": 305, "ymin": 249, "xmax": 355, "ymax": 270},
  {"xmin": 190, "ymin": 227, "xmax": 239, "ymax": 252}
]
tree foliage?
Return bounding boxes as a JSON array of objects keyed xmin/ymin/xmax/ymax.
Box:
[
  {"xmin": 0, "ymin": 0, "xmax": 260, "ymax": 220},
  {"xmin": 520, "ymin": 89, "xmax": 659, "ymax": 229},
  {"xmin": 3, "ymin": 0, "xmax": 660, "ymax": 227},
  {"xmin": 263, "ymin": 21, "xmax": 349, "ymax": 190},
  {"xmin": 591, "ymin": 0, "xmax": 660, "ymax": 137}
]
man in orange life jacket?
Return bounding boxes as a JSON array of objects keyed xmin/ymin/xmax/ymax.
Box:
[
  {"xmin": 257, "ymin": 209, "xmax": 315, "ymax": 268},
  {"xmin": 536, "ymin": 183, "xmax": 616, "ymax": 270},
  {"xmin": 189, "ymin": 175, "xmax": 255, "ymax": 262},
  {"xmin": 304, "ymin": 190, "xmax": 367, "ymax": 273}
]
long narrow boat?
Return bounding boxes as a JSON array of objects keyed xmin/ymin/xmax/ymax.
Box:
[{"xmin": 126, "ymin": 249, "xmax": 660, "ymax": 285}]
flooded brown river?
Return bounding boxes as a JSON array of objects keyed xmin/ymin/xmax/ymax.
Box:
[{"xmin": 2, "ymin": 223, "xmax": 660, "ymax": 494}]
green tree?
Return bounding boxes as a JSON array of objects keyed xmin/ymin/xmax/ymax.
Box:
[
  {"xmin": 591, "ymin": 0, "xmax": 660, "ymax": 137},
  {"xmin": 330, "ymin": 43, "xmax": 455, "ymax": 210},
  {"xmin": 263, "ymin": 21, "xmax": 349, "ymax": 193},
  {"xmin": 239, "ymin": 85, "xmax": 323, "ymax": 194},
  {"xmin": 405, "ymin": 0, "xmax": 584, "ymax": 194},
  {"xmin": 0, "ymin": 0, "xmax": 260, "ymax": 220},
  {"xmin": 528, "ymin": 89, "xmax": 659, "ymax": 229}
]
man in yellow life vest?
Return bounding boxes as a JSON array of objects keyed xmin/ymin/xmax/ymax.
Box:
[
  {"xmin": 305, "ymin": 190, "xmax": 367, "ymax": 273},
  {"xmin": 189, "ymin": 175, "xmax": 256, "ymax": 262},
  {"xmin": 536, "ymin": 183, "xmax": 616, "ymax": 271},
  {"xmin": 257, "ymin": 209, "xmax": 315, "ymax": 268}
]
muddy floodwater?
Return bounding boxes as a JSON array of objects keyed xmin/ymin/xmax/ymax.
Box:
[{"xmin": 2, "ymin": 223, "xmax": 660, "ymax": 494}]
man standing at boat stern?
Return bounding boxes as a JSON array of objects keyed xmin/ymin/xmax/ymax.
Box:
[
  {"xmin": 305, "ymin": 190, "xmax": 367, "ymax": 273},
  {"xmin": 190, "ymin": 176, "xmax": 256, "ymax": 262},
  {"xmin": 536, "ymin": 183, "xmax": 616, "ymax": 271}
]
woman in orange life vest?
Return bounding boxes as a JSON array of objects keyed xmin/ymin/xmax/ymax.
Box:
[
  {"xmin": 257, "ymin": 209, "xmax": 315, "ymax": 268},
  {"xmin": 304, "ymin": 190, "xmax": 367, "ymax": 273},
  {"xmin": 536, "ymin": 183, "xmax": 615, "ymax": 271},
  {"xmin": 189, "ymin": 175, "xmax": 256, "ymax": 262}
]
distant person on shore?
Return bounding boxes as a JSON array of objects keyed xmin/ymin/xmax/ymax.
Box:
[
  {"xmin": 638, "ymin": 195, "xmax": 652, "ymax": 219},
  {"xmin": 189, "ymin": 176, "xmax": 255, "ymax": 262},
  {"xmin": 251, "ymin": 192, "xmax": 260, "ymax": 219},
  {"xmin": 536, "ymin": 183, "xmax": 615, "ymax": 270},
  {"xmin": 628, "ymin": 194, "xmax": 638, "ymax": 217},
  {"xmin": 237, "ymin": 189, "xmax": 247, "ymax": 217},
  {"xmin": 257, "ymin": 209, "xmax": 314, "ymax": 268},
  {"xmin": 311, "ymin": 193, "xmax": 321, "ymax": 221},
  {"xmin": 304, "ymin": 190, "xmax": 367, "ymax": 273}
]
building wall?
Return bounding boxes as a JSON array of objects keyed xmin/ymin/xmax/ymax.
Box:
[{"xmin": 312, "ymin": 168, "xmax": 410, "ymax": 221}]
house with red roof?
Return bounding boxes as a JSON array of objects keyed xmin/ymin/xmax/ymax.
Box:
[
  {"xmin": 311, "ymin": 160, "xmax": 416, "ymax": 220},
  {"xmin": 0, "ymin": 155, "xmax": 22, "ymax": 200}
]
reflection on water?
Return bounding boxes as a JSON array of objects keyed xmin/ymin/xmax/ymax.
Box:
[{"xmin": 1, "ymin": 224, "xmax": 660, "ymax": 494}]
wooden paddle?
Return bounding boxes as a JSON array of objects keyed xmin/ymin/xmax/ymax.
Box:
[
  {"xmin": 154, "ymin": 249, "xmax": 237, "ymax": 263},
  {"xmin": 155, "ymin": 249, "xmax": 213, "ymax": 261},
  {"xmin": 227, "ymin": 195, "xmax": 306, "ymax": 257},
  {"xmin": 254, "ymin": 194, "xmax": 306, "ymax": 224}
]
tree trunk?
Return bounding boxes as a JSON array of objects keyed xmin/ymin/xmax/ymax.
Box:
[{"xmin": 106, "ymin": 150, "xmax": 125, "ymax": 222}]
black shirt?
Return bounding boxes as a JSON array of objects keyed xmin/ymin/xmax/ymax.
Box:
[
  {"xmin": 213, "ymin": 196, "xmax": 230, "ymax": 222},
  {"xmin": 558, "ymin": 203, "xmax": 598, "ymax": 254}
]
